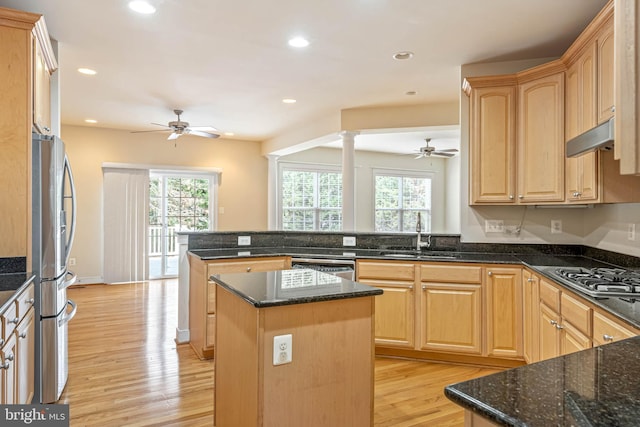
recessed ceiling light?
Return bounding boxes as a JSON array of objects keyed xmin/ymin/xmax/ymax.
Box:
[
  {"xmin": 282, "ymin": 98, "xmax": 297, "ymax": 104},
  {"xmin": 288, "ymin": 37, "xmax": 310, "ymax": 48},
  {"xmin": 78, "ymin": 68, "xmax": 97, "ymax": 75},
  {"xmin": 128, "ymin": 1, "xmax": 156, "ymax": 14},
  {"xmin": 393, "ymin": 51, "xmax": 414, "ymax": 60},
  {"xmin": 224, "ymin": 132, "xmax": 235, "ymax": 136},
  {"xmin": 406, "ymin": 91, "xmax": 417, "ymax": 96},
  {"xmin": 85, "ymin": 119, "xmax": 97, "ymax": 124}
]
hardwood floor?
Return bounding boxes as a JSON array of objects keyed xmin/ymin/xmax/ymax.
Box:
[{"xmin": 61, "ymin": 280, "xmax": 499, "ymax": 426}]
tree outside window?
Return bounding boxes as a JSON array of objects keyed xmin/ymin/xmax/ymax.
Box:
[
  {"xmin": 281, "ymin": 168, "xmax": 342, "ymax": 231},
  {"xmin": 374, "ymin": 172, "xmax": 432, "ymax": 232}
]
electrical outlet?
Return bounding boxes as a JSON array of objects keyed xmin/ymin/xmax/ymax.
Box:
[
  {"xmin": 238, "ymin": 235, "xmax": 251, "ymax": 246},
  {"xmin": 551, "ymin": 220, "xmax": 562, "ymax": 234},
  {"xmin": 273, "ymin": 334, "xmax": 292, "ymax": 366},
  {"xmin": 485, "ymin": 220, "xmax": 504, "ymax": 233},
  {"xmin": 69, "ymin": 258, "xmax": 76, "ymax": 266},
  {"xmin": 343, "ymin": 236, "xmax": 356, "ymax": 246},
  {"xmin": 628, "ymin": 223, "xmax": 636, "ymax": 241}
]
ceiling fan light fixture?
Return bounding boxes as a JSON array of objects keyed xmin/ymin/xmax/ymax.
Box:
[{"xmin": 128, "ymin": 1, "xmax": 156, "ymax": 14}]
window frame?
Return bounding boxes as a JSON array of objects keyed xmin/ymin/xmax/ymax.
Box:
[
  {"xmin": 277, "ymin": 161, "xmax": 343, "ymax": 231},
  {"xmin": 372, "ymin": 168, "xmax": 434, "ymax": 233}
]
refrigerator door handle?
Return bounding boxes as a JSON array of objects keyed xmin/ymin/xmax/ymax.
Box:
[
  {"xmin": 63, "ymin": 153, "xmax": 77, "ymax": 267},
  {"xmin": 58, "ymin": 270, "xmax": 77, "ymax": 291},
  {"xmin": 58, "ymin": 300, "xmax": 77, "ymax": 327}
]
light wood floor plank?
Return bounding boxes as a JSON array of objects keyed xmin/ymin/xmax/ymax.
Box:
[{"xmin": 60, "ymin": 280, "xmax": 498, "ymax": 426}]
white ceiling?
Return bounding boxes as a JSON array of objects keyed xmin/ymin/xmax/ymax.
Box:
[{"xmin": 1, "ymin": 0, "xmax": 608, "ymax": 153}]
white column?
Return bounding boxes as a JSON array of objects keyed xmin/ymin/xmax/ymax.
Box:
[
  {"xmin": 267, "ymin": 155, "xmax": 279, "ymax": 230},
  {"xmin": 341, "ymin": 131, "xmax": 359, "ymax": 231},
  {"xmin": 175, "ymin": 233, "xmax": 190, "ymax": 343}
]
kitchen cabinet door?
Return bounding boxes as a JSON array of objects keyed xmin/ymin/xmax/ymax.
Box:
[
  {"xmin": 33, "ymin": 36, "xmax": 52, "ymax": 135},
  {"xmin": 485, "ymin": 267, "xmax": 523, "ymax": 359},
  {"xmin": 419, "ymin": 282, "xmax": 482, "ymax": 354},
  {"xmin": 16, "ymin": 308, "xmax": 34, "ymax": 404},
  {"xmin": 371, "ymin": 282, "xmax": 415, "ymax": 348},
  {"xmin": 593, "ymin": 311, "xmax": 638, "ymax": 346},
  {"xmin": 522, "ymin": 270, "xmax": 540, "ymax": 364},
  {"xmin": 467, "ymin": 82, "xmax": 517, "ymax": 204},
  {"xmin": 539, "ymin": 303, "xmax": 561, "ymax": 361},
  {"xmin": 560, "ymin": 321, "xmax": 591, "ymax": 355},
  {"xmin": 517, "ymin": 72, "xmax": 566, "ymax": 203},
  {"xmin": 597, "ymin": 15, "xmax": 615, "ymax": 125},
  {"xmin": 0, "ymin": 333, "xmax": 17, "ymax": 404}
]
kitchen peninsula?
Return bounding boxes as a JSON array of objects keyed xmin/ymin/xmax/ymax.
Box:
[{"xmin": 211, "ymin": 268, "xmax": 382, "ymax": 427}]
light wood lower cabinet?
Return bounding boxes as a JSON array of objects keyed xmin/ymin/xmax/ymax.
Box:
[
  {"xmin": 485, "ymin": 267, "xmax": 523, "ymax": 358},
  {"xmin": 420, "ymin": 264, "xmax": 483, "ymax": 354},
  {"xmin": 593, "ymin": 310, "xmax": 637, "ymax": 346},
  {"xmin": 188, "ymin": 255, "xmax": 291, "ymax": 359},
  {"xmin": 0, "ymin": 281, "xmax": 35, "ymax": 404},
  {"xmin": 522, "ymin": 270, "xmax": 540, "ymax": 363}
]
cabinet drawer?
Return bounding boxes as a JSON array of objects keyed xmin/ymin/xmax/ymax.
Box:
[
  {"xmin": 16, "ymin": 284, "xmax": 35, "ymax": 319},
  {"xmin": 205, "ymin": 314, "xmax": 216, "ymax": 348},
  {"xmin": 207, "ymin": 282, "xmax": 216, "ymax": 314},
  {"xmin": 561, "ymin": 292, "xmax": 592, "ymax": 336},
  {"xmin": 207, "ymin": 257, "xmax": 289, "ymax": 275},
  {"xmin": 420, "ymin": 264, "xmax": 482, "ymax": 284},
  {"xmin": 593, "ymin": 311, "xmax": 637, "ymax": 346},
  {"xmin": 539, "ymin": 279, "xmax": 561, "ymax": 312},
  {"xmin": 1, "ymin": 302, "xmax": 19, "ymax": 341},
  {"xmin": 357, "ymin": 261, "xmax": 415, "ymax": 281}
]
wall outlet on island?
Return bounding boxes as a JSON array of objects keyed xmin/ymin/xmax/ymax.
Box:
[
  {"xmin": 343, "ymin": 236, "xmax": 356, "ymax": 246},
  {"xmin": 273, "ymin": 334, "xmax": 292, "ymax": 366},
  {"xmin": 238, "ymin": 236, "xmax": 251, "ymax": 246}
]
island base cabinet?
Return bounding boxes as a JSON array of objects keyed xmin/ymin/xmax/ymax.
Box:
[
  {"xmin": 464, "ymin": 410, "xmax": 500, "ymax": 427},
  {"xmin": 215, "ymin": 286, "xmax": 375, "ymax": 427}
]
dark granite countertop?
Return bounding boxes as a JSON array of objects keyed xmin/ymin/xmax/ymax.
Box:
[
  {"xmin": 210, "ymin": 268, "xmax": 382, "ymax": 308},
  {"xmin": 0, "ymin": 273, "xmax": 35, "ymax": 312},
  {"xmin": 445, "ymin": 336, "xmax": 640, "ymax": 426}
]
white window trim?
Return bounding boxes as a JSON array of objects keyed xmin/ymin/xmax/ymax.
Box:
[
  {"xmin": 277, "ymin": 161, "xmax": 342, "ymax": 230},
  {"xmin": 372, "ymin": 168, "xmax": 435, "ymax": 233}
]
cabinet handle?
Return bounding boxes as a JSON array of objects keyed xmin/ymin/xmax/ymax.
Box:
[
  {"xmin": 611, "ymin": 106, "xmax": 615, "ymax": 113},
  {"xmin": 518, "ymin": 195, "xmax": 524, "ymax": 199},
  {"xmin": 488, "ymin": 271, "xmax": 493, "ymax": 276},
  {"xmin": 603, "ymin": 334, "xmax": 614, "ymax": 342},
  {"xmin": 0, "ymin": 339, "xmax": 4, "ymax": 347},
  {"xmin": 0, "ymin": 361, "xmax": 9, "ymax": 370},
  {"xmin": 43, "ymin": 126, "xmax": 51, "ymax": 133},
  {"xmin": 246, "ymin": 267, "xmax": 252, "ymax": 272},
  {"xmin": 555, "ymin": 324, "xmax": 564, "ymax": 330},
  {"xmin": 9, "ymin": 317, "xmax": 19, "ymax": 325},
  {"xmin": 27, "ymin": 298, "xmax": 35, "ymax": 306},
  {"xmin": 527, "ymin": 278, "xmax": 535, "ymax": 283},
  {"xmin": 550, "ymin": 320, "xmax": 558, "ymax": 326},
  {"xmin": 19, "ymin": 332, "xmax": 27, "ymax": 339},
  {"xmin": 509, "ymin": 195, "xmax": 514, "ymax": 200}
]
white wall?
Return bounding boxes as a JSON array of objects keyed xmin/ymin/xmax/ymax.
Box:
[
  {"xmin": 279, "ymin": 146, "xmax": 457, "ymax": 233},
  {"xmin": 61, "ymin": 125, "xmax": 268, "ymax": 283}
]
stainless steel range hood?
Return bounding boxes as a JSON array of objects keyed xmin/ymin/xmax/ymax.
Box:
[{"xmin": 566, "ymin": 117, "xmax": 614, "ymax": 157}]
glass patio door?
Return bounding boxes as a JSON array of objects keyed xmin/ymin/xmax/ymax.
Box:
[{"xmin": 149, "ymin": 173, "xmax": 213, "ymax": 278}]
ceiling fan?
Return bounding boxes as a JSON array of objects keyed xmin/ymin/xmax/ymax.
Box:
[
  {"xmin": 132, "ymin": 109, "xmax": 220, "ymax": 140},
  {"xmin": 413, "ymin": 138, "xmax": 459, "ymax": 158}
]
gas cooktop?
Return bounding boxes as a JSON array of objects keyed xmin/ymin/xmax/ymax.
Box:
[{"xmin": 549, "ymin": 267, "xmax": 640, "ymax": 298}]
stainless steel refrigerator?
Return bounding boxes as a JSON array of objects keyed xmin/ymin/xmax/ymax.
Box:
[{"xmin": 32, "ymin": 132, "xmax": 78, "ymax": 403}]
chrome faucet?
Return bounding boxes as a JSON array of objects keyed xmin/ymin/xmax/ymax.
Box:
[{"xmin": 416, "ymin": 212, "xmax": 431, "ymax": 250}]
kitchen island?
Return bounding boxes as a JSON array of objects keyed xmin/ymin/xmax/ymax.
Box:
[
  {"xmin": 445, "ymin": 336, "xmax": 640, "ymax": 426},
  {"xmin": 211, "ymin": 268, "xmax": 382, "ymax": 427}
]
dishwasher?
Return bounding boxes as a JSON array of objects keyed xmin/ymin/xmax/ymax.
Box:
[{"xmin": 291, "ymin": 258, "xmax": 355, "ymax": 280}]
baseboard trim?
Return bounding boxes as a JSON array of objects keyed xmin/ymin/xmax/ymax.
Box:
[{"xmin": 175, "ymin": 327, "xmax": 190, "ymax": 344}]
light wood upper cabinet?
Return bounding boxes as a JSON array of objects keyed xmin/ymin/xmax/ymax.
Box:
[
  {"xmin": 0, "ymin": 7, "xmax": 56, "ymax": 260},
  {"xmin": 33, "ymin": 36, "xmax": 52, "ymax": 135},
  {"xmin": 565, "ymin": 42, "xmax": 599, "ymax": 203},
  {"xmin": 485, "ymin": 267, "xmax": 523, "ymax": 358},
  {"xmin": 467, "ymin": 83, "xmax": 517, "ymax": 204},
  {"xmin": 517, "ymin": 71, "xmax": 565, "ymax": 203},
  {"xmin": 597, "ymin": 16, "xmax": 615, "ymax": 125}
]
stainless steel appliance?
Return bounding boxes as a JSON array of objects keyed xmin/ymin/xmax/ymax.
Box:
[
  {"xmin": 32, "ymin": 132, "xmax": 78, "ymax": 403},
  {"xmin": 291, "ymin": 258, "xmax": 355, "ymax": 280},
  {"xmin": 546, "ymin": 266, "xmax": 640, "ymax": 298}
]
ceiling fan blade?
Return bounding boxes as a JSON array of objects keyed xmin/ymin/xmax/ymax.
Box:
[
  {"xmin": 151, "ymin": 122, "xmax": 172, "ymax": 128},
  {"xmin": 185, "ymin": 129, "xmax": 220, "ymax": 139},
  {"xmin": 414, "ymin": 154, "xmax": 425, "ymax": 159},
  {"xmin": 188, "ymin": 126, "xmax": 218, "ymax": 132},
  {"xmin": 167, "ymin": 132, "xmax": 181, "ymax": 140},
  {"xmin": 436, "ymin": 148, "xmax": 459, "ymax": 152},
  {"xmin": 432, "ymin": 152, "xmax": 456, "ymax": 158},
  {"xmin": 130, "ymin": 129, "xmax": 170, "ymax": 134}
]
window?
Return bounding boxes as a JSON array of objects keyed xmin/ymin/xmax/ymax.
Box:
[
  {"xmin": 279, "ymin": 164, "xmax": 342, "ymax": 231},
  {"xmin": 374, "ymin": 171, "xmax": 432, "ymax": 233}
]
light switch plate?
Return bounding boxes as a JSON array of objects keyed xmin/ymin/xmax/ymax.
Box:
[
  {"xmin": 273, "ymin": 334, "xmax": 292, "ymax": 366},
  {"xmin": 343, "ymin": 236, "xmax": 356, "ymax": 246},
  {"xmin": 238, "ymin": 235, "xmax": 251, "ymax": 246}
]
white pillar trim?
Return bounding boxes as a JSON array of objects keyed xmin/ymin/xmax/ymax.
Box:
[
  {"xmin": 267, "ymin": 155, "xmax": 279, "ymax": 230},
  {"xmin": 340, "ymin": 131, "xmax": 359, "ymax": 231}
]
